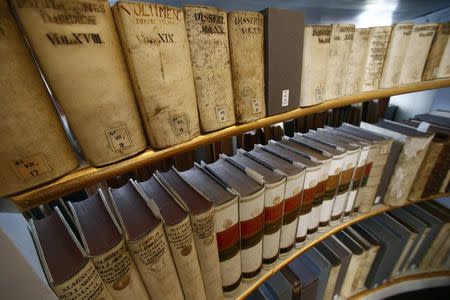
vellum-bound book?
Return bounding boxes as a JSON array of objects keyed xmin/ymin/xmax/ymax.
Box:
[
  {"xmin": 184, "ymin": 5, "xmax": 235, "ymax": 132},
  {"xmin": 324, "ymin": 24, "xmax": 355, "ymax": 101},
  {"xmin": 422, "ymin": 23, "xmax": 450, "ymax": 80},
  {"xmin": 399, "ymin": 23, "xmax": 438, "ymax": 84},
  {"xmin": 437, "ymin": 33, "xmax": 450, "ymax": 78},
  {"xmin": 0, "ymin": 1, "xmax": 78, "ymax": 198},
  {"xmin": 344, "ymin": 28, "xmax": 370, "ymax": 95},
  {"xmin": 68, "ymin": 191, "xmax": 149, "ymax": 300},
  {"xmin": 228, "ymin": 11, "xmax": 266, "ymax": 123},
  {"xmin": 11, "ymin": 0, "xmax": 147, "ymax": 166},
  {"xmin": 300, "ymin": 25, "xmax": 332, "ymax": 107},
  {"xmin": 379, "ymin": 23, "xmax": 414, "ymax": 88},
  {"xmin": 112, "ymin": 1, "xmax": 200, "ymax": 148},
  {"xmin": 108, "ymin": 180, "xmax": 184, "ymax": 300}
]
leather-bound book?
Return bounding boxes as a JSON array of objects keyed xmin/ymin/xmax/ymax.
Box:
[
  {"xmin": 301, "ymin": 248, "xmax": 332, "ymax": 300},
  {"xmin": 344, "ymin": 28, "xmax": 370, "ymax": 95},
  {"xmin": 279, "ymin": 266, "xmax": 302, "ymax": 299},
  {"xmin": 261, "ymin": 8, "xmax": 304, "ymax": 115},
  {"xmin": 414, "ymin": 113, "xmax": 450, "ymax": 129},
  {"xmin": 288, "ymin": 257, "xmax": 320, "ymax": 300},
  {"xmin": 423, "ymin": 23, "xmax": 450, "ymax": 80},
  {"xmin": 108, "ymin": 180, "xmax": 184, "ymax": 300},
  {"xmin": 426, "ymin": 200, "xmax": 450, "ymax": 268},
  {"xmin": 112, "ymin": 1, "xmax": 200, "ymax": 148},
  {"xmin": 265, "ymin": 271, "xmax": 293, "ymax": 300},
  {"xmin": 184, "ymin": 5, "xmax": 235, "ymax": 132},
  {"xmin": 0, "ymin": 1, "xmax": 78, "ymax": 197},
  {"xmin": 315, "ymin": 242, "xmax": 342, "ymax": 300},
  {"xmin": 228, "ymin": 11, "xmax": 266, "ymax": 123},
  {"xmin": 11, "ymin": 0, "xmax": 147, "ymax": 166}
]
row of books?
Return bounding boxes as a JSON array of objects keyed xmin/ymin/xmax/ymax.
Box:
[{"xmin": 248, "ymin": 200, "xmax": 450, "ymax": 300}]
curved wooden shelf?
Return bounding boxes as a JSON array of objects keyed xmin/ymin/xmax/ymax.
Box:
[{"xmin": 8, "ymin": 78, "xmax": 450, "ymax": 210}]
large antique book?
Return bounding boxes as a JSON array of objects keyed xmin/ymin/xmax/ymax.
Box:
[
  {"xmin": 11, "ymin": 0, "xmax": 147, "ymax": 166},
  {"xmin": 324, "ymin": 24, "xmax": 355, "ymax": 101},
  {"xmin": 300, "ymin": 25, "xmax": 332, "ymax": 107},
  {"xmin": 436, "ymin": 34, "xmax": 450, "ymax": 78},
  {"xmin": 112, "ymin": 1, "xmax": 200, "ymax": 148},
  {"xmin": 301, "ymin": 248, "xmax": 332, "ymax": 300},
  {"xmin": 184, "ymin": 5, "xmax": 235, "ymax": 132},
  {"xmin": 379, "ymin": 23, "xmax": 414, "ymax": 88},
  {"xmin": 108, "ymin": 180, "xmax": 184, "ymax": 300},
  {"xmin": 288, "ymin": 258, "xmax": 320, "ymax": 300},
  {"xmin": 228, "ymin": 11, "xmax": 266, "ymax": 123},
  {"xmin": 0, "ymin": 1, "xmax": 78, "ymax": 197},
  {"xmin": 360, "ymin": 26, "xmax": 392, "ymax": 92},
  {"xmin": 260, "ymin": 8, "xmax": 304, "ymax": 115},
  {"xmin": 323, "ymin": 236, "xmax": 352, "ymax": 299},
  {"xmin": 156, "ymin": 168, "xmax": 223, "ymax": 300},
  {"xmin": 137, "ymin": 176, "xmax": 207, "ymax": 300},
  {"xmin": 279, "ymin": 266, "xmax": 302, "ymax": 299},
  {"xmin": 202, "ymin": 158, "xmax": 265, "ymax": 279},
  {"xmin": 315, "ymin": 242, "xmax": 342, "ymax": 300},
  {"xmin": 264, "ymin": 271, "xmax": 293, "ymax": 299},
  {"xmin": 178, "ymin": 164, "xmax": 241, "ymax": 293},
  {"xmin": 426, "ymin": 201, "xmax": 450, "ymax": 268},
  {"xmin": 344, "ymin": 28, "xmax": 370, "ymax": 95},
  {"xmin": 68, "ymin": 191, "xmax": 149, "ymax": 299},
  {"xmin": 399, "ymin": 23, "xmax": 438, "ymax": 84},
  {"xmin": 30, "ymin": 210, "xmax": 113, "ymax": 300},
  {"xmin": 422, "ymin": 23, "xmax": 450, "ymax": 80}
]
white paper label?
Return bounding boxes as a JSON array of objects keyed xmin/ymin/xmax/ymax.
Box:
[
  {"xmin": 417, "ymin": 121, "xmax": 430, "ymax": 133},
  {"xmin": 252, "ymin": 98, "xmax": 263, "ymax": 114},
  {"xmin": 281, "ymin": 90, "xmax": 289, "ymax": 107},
  {"xmin": 106, "ymin": 127, "xmax": 132, "ymax": 152},
  {"xmin": 215, "ymin": 106, "xmax": 229, "ymax": 123},
  {"xmin": 374, "ymin": 196, "xmax": 381, "ymax": 204},
  {"xmin": 380, "ymin": 145, "xmax": 388, "ymax": 155}
]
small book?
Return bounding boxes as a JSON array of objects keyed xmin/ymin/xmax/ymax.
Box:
[
  {"xmin": 228, "ymin": 11, "xmax": 266, "ymax": 123},
  {"xmin": 344, "ymin": 28, "xmax": 371, "ymax": 95},
  {"xmin": 265, "ymin": 271, "xmax": 293, "ymax": 300},
  {"xmin": 287, "ymin": 257, "xmax": 320, "ymax": 300},
  {"xmin": 68, "ymin": 191, "xmax": 149, "ymax": 299},
  {"xmin": 301, "ymin": 248, "xmax": 332, "ymax": 300},
  {"xmin": 315, "ymin": 242, "xmax": 342, "ymax": 300},
  {"xmin": 108, "ymin": 180, "xmax": 185, "ymax": 300},
  {"xmin": 422, "ymin": 23, "xmax": 450, "ymax": 81}
]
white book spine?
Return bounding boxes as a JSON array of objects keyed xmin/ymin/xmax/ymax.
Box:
[{"xmin": 344, "ymin": 28, "xmax": 370, "ymax": 95}]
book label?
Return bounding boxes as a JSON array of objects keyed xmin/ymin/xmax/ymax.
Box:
[
  {"xmin": 252, "ymin": 98, "xmax": 263, "ymax": 114},
  {"xmin": 171, "ymin": 114, "xmax": 190, "ymax": 136},
  {"xmin": 106, "ymin": 127, "xmax": 132, "ymax": 152},
  {"xmin": 11, "ymin": 154, "xmax": 51, "ymax": 181},
  {"xmin": 281, "ymin": 90, "xmax": 289, "ymax": 107},
  {"xmin": 215, "ymin": 105, "xmax": 229, "ymax": 123}
]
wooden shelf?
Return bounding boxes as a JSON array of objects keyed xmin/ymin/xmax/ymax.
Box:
[{"xmin": 8, "ymin": 78, "xmax": 450, "ymax": 210}]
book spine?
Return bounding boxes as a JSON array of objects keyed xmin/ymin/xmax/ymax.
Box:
[
  {"xmin": 344, "ymin": 147, "xmax": 369, "ymax": 217},
  {"xmin": 52, "ymin": 260, "xmax": 113, "ymax": 300},
  {"xmin": 112, "ymin": 2, "xmax": 200, "ymax": 149},
  {"xmin": 341, "ymin": 253, "xmax": 362, "ymax": 298},
  {"xmin": 344, "ymin": 28, "xmax": 370, "ymax": 95},
  {"xmin": 319, "ymin": 156, "xmax": 344, "ymax": 229},
  {"xmin": 353, "ymin": 146, "xmax": 375, "ymax": 213},
  {"xmin": 300, "ymin": 25, "xmax": 332, "ymax": 107},
  {"xmin": 127, "ymin": 223, "xmax": 185, "ymax": 300},
  {"xmin": 368, "ymin": 140, "xmax": 393, "ymax": 209},
  {"xmin": 11, "ymin": 0, "xmax": 147, "ymax": 166},
  {"xmin": 436, "ymin": 36, "xmax": 450, "ymax": 78},
  {"xmin": 184, "ymin": 6, "xmax": 235, "ymax": 132},
  {"xmin": 423, "ymin": 23, "xmax": 450, "ymax": 80},
  {"xmin": 228, "ymin": 11, "xmax": 265, "ymax": 123},
  {"xmin": 165, "ymin": 216, "xmax": 207, "ymax": 300},
  {"xmin": 331, "ymin": 152, "xmax": 356, "ymax": 224},
  {"xmin": 214, "ymin": 197, "xmax": 242, "ymax": 293},
  {"xmin": 353, "ymin": 246, "xmax": 379, "ymax": 291},
  {"xmin": 323, "ymin": 265, "xmax": 341, "ymax": 300},
  {"xmin": 308, "ymin": 161, "xmax": 331, "ymax": 234},
  {"xmin": 423, "ymin": 143, "xmax": 450, "ymax": 197},
  {"xmin": 91, "ymin": 239, "xmax": 149, "ymax": 300}
]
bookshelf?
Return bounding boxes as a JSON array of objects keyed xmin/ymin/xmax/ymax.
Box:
[{"xmin": 8, "ymin": 78, "xmax": 450, "ymax": 210}]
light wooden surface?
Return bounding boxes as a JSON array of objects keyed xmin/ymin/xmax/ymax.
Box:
[{"xmin": 8, "ymin": 78, "xmax": 450, "ymax": 209}]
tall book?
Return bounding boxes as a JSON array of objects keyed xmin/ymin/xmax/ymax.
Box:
[
  {"xmin": 30, "ymin": 210, "xmax": 113, "ymax": 300},
  {"xmin": 301, "ymin": 248, "xmax": 332, "ymax": 300},
  {"xmin": 360, "ymin": 26, "xmax": 392, "ymax": 92},
  {"xmin": 178, "ymin": 164, "xmax": 241, "ymax": 293},
  {"xmin": 0, "ymin": 1, "xmax": 78, "ymax": 197},
  {"xmin": 68, "ymin": 191, "xmax": 149, "ymax": 299},
  {"xmin": 287, "ymin": 258, "xmax": 320, "ymax": 300},
  {"xmin": 184, "ymin": 5, "xmax": 235, "ymax": 132},
  {"xmin": 344, "ymin": 28, "xmax": 370, "ymax": 95},
  {"xmin": 315, "ymin": 242, "xmax": 342, "ymax": 300},
  {"xmin": 228, "ymin": 11, "xmax": 266, "ymax": 123},
  {"xmin": 399, "ymin": 23, "xmax": 438, "ymax": 84},
  {"xmin": 108, "ymin": 180, "xmax": 184, "ymax": 300},
  {"xmin": 137, "ymin": 176, "xmax": 207, "ymax": 300},
  {"xmin": 261, "ymin": 8, "xmax": 304, "ymax": 115},
  {"xmin": 379, "ymin": 23, "xmax": 414, "ymax": 88},
  {"xmin": 300, "ymin": 25, "xmax": 332, "ymax": 107},
  {"xmin": 112, "ymin": 1, "xmax": 200, "ymax": 148},
  {"xmin": 155, "ymin": 168, "xmax": 223, "ymax": 300},
  {"xmin": 422, "ymin": 23, "xmax": 450, "ymax": 80},
  {"xmin": 323, "ymin": 236, "xmax": 352, "ymax": 299},
  {"xmin": 279, "ymin": 266, "xmax": 301, "ymax": 299},
  {"xmin": 11, "ymin": 0, "xmax": 147, "ymax": 166},
  {"xmin": 436, "ymin": 33, "xmax": 450, "ymax": 79},
  {"xmin": 324, "ymin": 24, "xmax": 355, "ymax": 101}
]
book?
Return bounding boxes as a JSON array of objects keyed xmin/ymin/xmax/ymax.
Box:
[
  {"xmin": 414, "ymin": 113, "xmax": 450, "ymax": 129},
  {"xmin": 379, "ymin": 23, "xmax": 414, "ymax": 88},
  {"xmin": 155, "ymin": 168, "xmax": 223, "ymax": 300},
  {"xmin": 323, "ymin": 236, "xmax": 352, "ymax": 299},
  {"xmin": 260, "ymin": 283, "xmax": 277, "ymax": 300},
  {"xmin": 178, "ymin": 164, "xmax": 241, "ymax": 293},
  {"xmin": 137, "ymin": 176, "xmax": 207, "ymax": 300},
  {"xmin": 11, "ymin": 0, "xmax": 147, "ymax": 166},
  {"xmin": 344, "ymin": 28, "xmax": 370, "ymax": 95},
  {"xmin": 427, "ymin": 200, "xmax": 450, "ymax": 268},
  {"xmin": 422, "ymin": 23, "xmax": 450, "ymax": 80},
  {"xmin": 228, "ymin": 11, "xmax": 266, "ymax": 123},
  {"xmin": 399, "ymin": 23, "xmax": 438, "ymax": 84},
  {"xmin": 436, "ymin": 31, "xmax": 450, "ymax": 78},
  {"xmin": 279, "ymin": 266, "xmax": 301, "ymax": 299},
  {"xmin": 68, "ymin": 191, "xmax": 149, "ymax": 299},
  {"xmin": 112, "ymin": 1, "xmax": 200, "ymax": 149},
  {"xmin": 0, "ymin": 1, "xmax": 78, "ymax": 197},
  {"xmin": 360, "ymin": 26, "xmax": 392, "ymax": 92},
  {"xmin": 288, "ymin": 258, "xmax": 320, "ymax": 300},
  {"xmin": 184, "ymin": 5, "xmax": 235, "ymax": 132},
  {"xmin": 108, "ymin": 180, "xmax": 185, "ymax": 300},
  {"xmin": 260, "ymin": 8, "xmax": 304, "ymax": 115},
  {"xmin": 315, "ymin": 242, "xmax": 342, "ymax": 300},
  {"xmin": 300, "ymin": 25, "xmax": 332, "ymax": 107},
  {"xmin": 324, "ymin": 24, "xmax": 355, "ymax": 101},
  {"xmin": 265, "ymin": 271, "xmax": 293, "ymax": 300},
  {"xmin": 301, "ymin": 248, "xmax": 332, "ymax": 300}
]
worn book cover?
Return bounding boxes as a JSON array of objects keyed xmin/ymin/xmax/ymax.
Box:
[
  {"xmin": 344, "ymin": 28, "xmax": 370, "ymax": 95},
  {"xmin": 315, "ymin": 242, "xmax": 342, "ymax": 300},
  {"xmin": 288, "ymin": 258, "xmax": 320, "ymax": 300},
  {"xmin": 301, "ymin": 248, "xmax": 332, "ymax": 300},
  {"xmin": 323, "ymin": 236, "xmax": 352, "ymax": 299},
  {"xmin": 436, "ymin": 33, "xmax": 450, "ymax": 78},
  {"xmin": 422, "ymin": 23, "xmax": 450, "ymax": 80}
]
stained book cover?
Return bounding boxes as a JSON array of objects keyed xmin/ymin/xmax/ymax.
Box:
[
  {"xmin": 184, "ymin": 5, "xmax": 235, "ymax": 132},
  {"xmin": 68, "ymin": 191, "xmax": 149, "ymax": 299},
  {"xmin": 112, "ymin": 2, "xmax": 200, "ymax": 148},
  {"xmin": 344, "ymin": 28, "xmax": 370, "ymax": 95},
  {"xmin": 11, "ymin": 0, "xmax": 147, "ymax": 166},
  {"xmin": 323, "ymin": 236, "xmax": 352, "ymax": 300},
  {"xmin": 0, "ymin": 1, "xmax": 78, "ymax": 198},
  {"xmin": 436, "ymin": 34, "xmax": 450, "ymax": 78},
  {"xmin": 422, "ymin": 23, "xmax": 450, "ymax": 80},
  {"xmin": 108, "ymin": 180, "xmax": 184, "ymax": 300},
  {"xmin": 228, "ymin": 11, "xmax": 266, "ymax": 123},
  {"xmin": 315, "ymin": 242, "xmax": 342, "ymax": 300}
]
